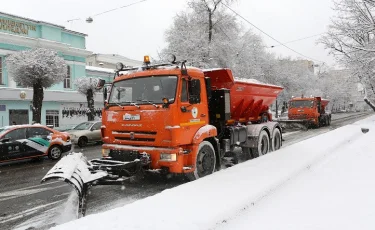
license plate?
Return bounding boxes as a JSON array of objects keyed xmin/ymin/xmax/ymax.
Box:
[{"xmin": 123, "ymin": 113, "xmax": 140, "ymax": 121}]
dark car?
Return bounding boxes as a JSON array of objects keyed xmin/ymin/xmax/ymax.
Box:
[{"xmin": 0, "ymin": 124, "xmax": 72, "ymax": 163}]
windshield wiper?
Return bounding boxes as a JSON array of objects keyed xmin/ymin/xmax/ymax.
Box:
[
  {"xmin": 136, "ymin": 100, "xmax": 159, "ymax": 108},
  {"xmin": 107, "ymin": 102, "xmax": 124, "ymax": 109},
  {"xmin": 125, "ymin": 101, "xmax": 140, "ymax": 108}
]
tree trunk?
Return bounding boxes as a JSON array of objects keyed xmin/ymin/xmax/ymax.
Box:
[
  {"xmin": 32, "ymin": 81, "xmax": 44, "ymax": 123},
  {"xmin": 364, "ymin": 98, "xmax": 375, "ymax": 112},
  {"xmin": 87, "ymin": 89, "xmax": 95, "ymax": 121},
  {"xmin": 208, "ymin": 10, "xmax": 213, "ymax": 44}
]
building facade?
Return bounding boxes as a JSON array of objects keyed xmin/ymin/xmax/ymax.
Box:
[
  {"xmin": 86, "ymin": 53, "xmax": 142, "ymax": 69},
  {"xmin": 0, "ymin": 11, "xmax": 114, "ymax": 129}
]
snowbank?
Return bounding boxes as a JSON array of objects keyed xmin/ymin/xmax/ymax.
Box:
[{"xmin": 53, "ymin": 116, "xmax": 375, "ymax": 230}]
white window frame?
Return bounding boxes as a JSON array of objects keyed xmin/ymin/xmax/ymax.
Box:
[{"xmin": 46, "ymin": 110, "xmax": 59, "ymax": 127}]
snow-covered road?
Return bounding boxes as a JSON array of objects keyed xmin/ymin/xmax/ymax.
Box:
[
  {"xmin": 51, "ymin": 114, "xmax": 375, "ymax": 230},
  {"xmin": 0, "ymin": 112, "xmax": 371, "ymax": 230}
]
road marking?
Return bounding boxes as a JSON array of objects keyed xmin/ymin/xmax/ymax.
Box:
[
  {"xmin": 0, "ymin": 184, "xmax": 68, "ymax": 202},
  {"xmin": 0, "ymin": 201, "xmax": 61, "ymax": 224}
]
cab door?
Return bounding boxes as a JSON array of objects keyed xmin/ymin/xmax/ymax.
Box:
[
  {"xmin": 0, "ymin": 128, "xmax": 27, "ymax": 161},
  {"xmin": 177, "ymin": 77, "xmax": 209, "ymax": 145}
]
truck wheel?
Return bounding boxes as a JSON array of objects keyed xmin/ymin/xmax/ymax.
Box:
[
  {"xmin": 271, "ymin": 128, "xmax": 282, "ymax": 151},
  {"xmin": 186, "ymin": 141, "xmax": 216, "ymax": 181},
  {"xmin": 252, "ymin": 130, "xmax": 270, "ymax": 158}
]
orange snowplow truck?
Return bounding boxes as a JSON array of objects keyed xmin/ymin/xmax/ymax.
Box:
[
  {"xmin": 279, "ymin": 96, "xmax": 331, "ymax": 130},
  {"xmin": 41, "ymin": 55, "xmax": 283, "ymax": 217}
]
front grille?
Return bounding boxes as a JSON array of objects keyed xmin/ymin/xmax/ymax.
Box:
[
  {"xmin": 115, "ymin": 137, "xmax": 155, "ymax": 142},
  {"xmin": 113, "ymin": 130, "xmax": 157, "ymax": 135},
  {"xmin": 290, "ymin": 114, "xmax": 307, "ymax": 119},
  {"xmin": 112, "ymin": 130, "xmax": 157, "ymax": 142}
]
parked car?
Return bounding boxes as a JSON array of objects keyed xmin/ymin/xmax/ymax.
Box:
[
  {"xmin": 0, "ymin": 124, "xmax": 72, "ymax": 163},
  {"xmin": 66, "ymin": 121, "xmax": 102, "ymax": 147}
]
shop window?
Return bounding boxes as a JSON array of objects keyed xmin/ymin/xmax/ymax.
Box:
[
  {"xmin": 0, "ymin": 57, "xmax": 3, "ymax": 85},
  {"xmin": 46, "ymin": 110, "xmax": 59, "ymax": 127},
  {"xmin": 64, "ymin": 66, "xmax": 71, "ymax": 88}
]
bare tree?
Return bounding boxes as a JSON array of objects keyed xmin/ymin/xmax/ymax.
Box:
[
  {"xmin": 75, "ymin": 77, "xmax": 102, "ymax": 121},
  {"xmin": 320, "ymin": 0, "xmax": 375, "ymax": 111},
  {"xmin": 6, "ymin": 48, "xmax": 67, "ymax": 123}
]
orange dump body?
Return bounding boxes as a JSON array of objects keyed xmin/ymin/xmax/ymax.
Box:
[
  {"xmin": 321, "ymin": 99, "xmax": 329, "ymax": 110},
  {"xmin": 204, "ymin": 69, "xmax": 283, "ymax": 122}
]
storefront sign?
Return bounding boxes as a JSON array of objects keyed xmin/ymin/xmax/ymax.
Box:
[{"xmin": 0, "ymin": 18, "xmax": 36, "ymax": 35}]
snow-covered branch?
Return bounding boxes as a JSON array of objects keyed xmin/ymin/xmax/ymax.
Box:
[{"xmin": 6, "ymin": 48, "xmax": 67, "ymax": 88}]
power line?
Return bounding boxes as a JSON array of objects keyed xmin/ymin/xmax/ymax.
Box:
[
  {"xmin": 221, "ymin": 2, "xmax": 325, "ymax": 64},
  {"xmin": 92, "ymin": 0, "xmax": 148, "ymax": 17},
  {"xmin": 270, "ymin": 33, "xmax": 326, "ymax": 48}
]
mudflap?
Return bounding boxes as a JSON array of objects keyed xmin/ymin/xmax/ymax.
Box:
[{"xmin": 41, "ymin": 152, "xmax": 108, "ymax": 217}]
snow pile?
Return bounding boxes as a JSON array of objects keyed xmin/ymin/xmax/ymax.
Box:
[
  {"xmin": 52, "ymin": 116, "xmax": 375, "ymax": 230},
  {"xmin": 235, "ymin": 77, "xmax": 282, "ymax": 88}
]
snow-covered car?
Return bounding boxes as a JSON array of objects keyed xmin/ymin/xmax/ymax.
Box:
[
  {"xmin": 0, "ymin": 124, "xmax": 71, "ymax": 163},
  {"xmin": 66, "ymin": 121, "xmax": 102, "ymax": 147}
]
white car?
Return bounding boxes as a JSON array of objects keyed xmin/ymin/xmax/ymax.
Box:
[{"xmin": 66, "ymin": 121, "xmax": 102, "ymax": 147}]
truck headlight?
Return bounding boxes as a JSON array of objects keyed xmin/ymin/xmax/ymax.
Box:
[
  {"xmin": 160, "ymin": 153, "xmax": 177, "ymax": 161},
  {"xmin": 102, "ymin": 148, "xmax": 110, "ymax": 157}
]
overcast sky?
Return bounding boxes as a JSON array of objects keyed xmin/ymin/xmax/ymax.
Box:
[{"xmin": 2, "ymin": 0, "xmax": 336, "ymax": 67}]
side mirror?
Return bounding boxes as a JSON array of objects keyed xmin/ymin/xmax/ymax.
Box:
[
  {"xmin": 188, "ymin": 79, "xmax": 201, "ymax": 104},
  {"xmin": 1, "ymin": 138, "xmax": 10, "ymax": 143}
]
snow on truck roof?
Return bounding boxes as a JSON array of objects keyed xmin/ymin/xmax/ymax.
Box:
[{"xmin": 116, "ymin": 66, "xmax": 282, "ymax": 88}]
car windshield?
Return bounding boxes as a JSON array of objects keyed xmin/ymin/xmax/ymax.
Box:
[
  {"xmin": 0, "ymin": 128, "xmax": 7, "ymax": 136},
  {"xmin": 73, "ymin": 122, "xmax": 93, "ymax": 130},
  {"xmin": 290, "ymin": 100, "xmax": 314, "ymax": 108},
  {"xmin": 108, "ymin": 75, "xmax": 178, "ymax": 104}
]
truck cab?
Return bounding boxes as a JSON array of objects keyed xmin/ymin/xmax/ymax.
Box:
[
  {"xmin": 288, "ymin": 97, "xmax": 331, "ymax": 127},
  {"xmin": 98, "ymin": 56, "xmax": 283, "ymax": 180}
]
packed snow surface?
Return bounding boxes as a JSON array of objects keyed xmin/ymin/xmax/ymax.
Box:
[{"xmin": 53, "ymin": 116, "xmax": 375, "ymax": 230}]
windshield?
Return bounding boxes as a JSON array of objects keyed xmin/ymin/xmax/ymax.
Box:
[
  {"xmin": 108, "ymin": 75, "xmax": 178, "ymax": 104},
  {"xmin": 290, "ymin": 100, "xmax": 315, "ymax": 108},
  {"xmin": 0, "ymin": 128, "xmax": 7, "ymax": 136},
  {"xmin": 73, "ymin": 122, "xmax": 93, "ymax": 130}
]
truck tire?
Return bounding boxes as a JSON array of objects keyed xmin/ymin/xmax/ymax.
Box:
[
  {"xmin": 186, "ymin": 141, "xmax": 216, "ymax": 181},
  {"xmin": 271, "ymin": 128, "xmax": 282, "ymax": 151},
  {"xmin": 251, "ymin": 130, "xmax": 270, "ymax": 158}
]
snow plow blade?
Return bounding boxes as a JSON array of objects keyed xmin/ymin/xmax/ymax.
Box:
[
  {"xmin": 277, "ymin": 119, "xmax": 311, "ymax": 131},
  {"xmin": 41, "ymin": 152, "xmax": 108, "ymax": 217},
  {"xmin": 41, "ymin": 152, "xmax": 151, "ymax": 218}
]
